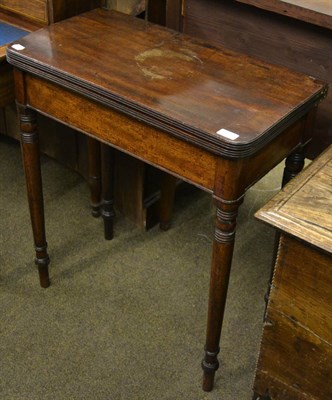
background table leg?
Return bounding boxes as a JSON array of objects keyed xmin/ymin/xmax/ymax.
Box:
[
  {"xmin": 18, "ymin": 105, "xmax": 50, "ymax": 288},
  {"xmin": 281, "ymin": 145, "xmax": 305, "ymax": 187},
  {"xmin": 87, "ymin": 137, "xmax": 101, "ymax": 218},
  {"xmin": 202, "ymin": 199, "xmax": 242, "ymax": 391},
  {"xmin": 101, "ymin": 143, "xmax": 115, "ymax": 240}
]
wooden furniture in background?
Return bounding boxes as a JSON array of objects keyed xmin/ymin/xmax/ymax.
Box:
[
  {"xmin": 254, "ymin": 145, "xmax": 332, "ymax": 400},
  {"xmin": 163, "ymin": 0, "xmax": 332, "ymax": 159},
  {"xmin": 0, "ymin": 0, "xmax": 101, "ymax": 177},
  {"xmin": 0, "ymin": 0, "xmax": 100, "ymax": 172},
  {"xmin": 0, "ymin": 0, "xmax": 173, "ymax": 230},
  {"xmin": 0, "ymin": 0, "xmax": 100, "ymax": 24},
  {"xmin": 7, "ymin": 9, "xmax": 327, "ymax": 390},
  {"xmin": 236, "ymin": 0, "xmax": 332, "ymax": 29}
]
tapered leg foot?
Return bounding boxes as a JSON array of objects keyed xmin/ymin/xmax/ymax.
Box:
[
  {"xmin": 102, "ymin": 200, "xmax": 115, "ymax": 240},
  {"xmin": 202, "ymin": 199, "xmax": 242, "ymax": 391},
  {"xmin": 202, "ymin": 348, "xmax": 220, "ymax": 391},
  {"xmin": 37, "ymin": 264, "xmax": 50, "ymax": 288},
  {"xmin": 35, "ymin": 244, "xmax": 50, "ymax": 288}
]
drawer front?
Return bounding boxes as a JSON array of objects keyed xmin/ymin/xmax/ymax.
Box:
[{"xmin": 0, "ymin": 1, "xmax": 48, "ymax": 24}]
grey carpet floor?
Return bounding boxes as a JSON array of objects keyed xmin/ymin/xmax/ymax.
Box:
[{"xmin": 0, "ymin": 135, "xmax": 282, "ymax": 399}]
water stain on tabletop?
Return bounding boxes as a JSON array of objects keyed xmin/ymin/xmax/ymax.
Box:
[{"xmin": 135, "ymin": 48, "xmax": 202, "ymax": 80}]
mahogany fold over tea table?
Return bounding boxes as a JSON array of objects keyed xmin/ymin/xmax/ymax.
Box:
[{"xmin": 6, "ymin": 9, "xmax": 327, "ymax": 391}]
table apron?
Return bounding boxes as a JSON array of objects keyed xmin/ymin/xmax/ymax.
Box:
[
  {"xmin": 24, "ymin": 73, "xmax": 308, "ymax": 202},
  {"xmin": 25, "ymin": 73, "xmax": 218, "ymax": 193}
]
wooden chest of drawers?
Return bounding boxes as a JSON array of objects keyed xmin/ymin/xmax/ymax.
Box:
[{"xmin": 254, "ymin": 146, "xmax": 332, "ymax": 399}]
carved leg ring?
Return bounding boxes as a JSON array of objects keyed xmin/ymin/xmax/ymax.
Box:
[
  {"xmin": 202, "ymin": 200, "xmax": 242, "ymax": 391},
  {"xmin": 18, "ymin": 104, "xmax": 50, "ymax": 288}
]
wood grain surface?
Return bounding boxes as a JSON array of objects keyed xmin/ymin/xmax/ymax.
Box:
[
  {"xmin": 254, "ymin": 147, "xmax": 332, "ymax": 399},
  {"xmin": 255, "ymin": 145, "xmax": 332, "ymax": 253},
  {"xmin": 0, "ymin": 0, "xmax": 48, "ymax": 24},
  {"xmin": 6, "ymin": 9, "xmax": 327, "ymax": 158},
  {"xmin": 182, "ymin": 0, "xmax": 332, "ymax": 158},
  {"xmin": 254, "ymin": 233, "xmax": 332, "ymax": 399}
]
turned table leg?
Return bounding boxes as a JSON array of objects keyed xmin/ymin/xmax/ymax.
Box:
[
  {"xmin": 87, "ymin": 137, "xmax": 101, "ymax": 218},
  {"xmin": 202, "ymin": 198, "xmax": 242, "ymax": 391},
  {"xmin": 101, "ymin": 143, "xmax": 115, "ymax": 240},
  {"xmin": 282, "ymin": 145, "xmax": 305, "ymax": 187},
  {"xmin": 18, "ymin": 105, "xmax": 50, "ymax": 288}
]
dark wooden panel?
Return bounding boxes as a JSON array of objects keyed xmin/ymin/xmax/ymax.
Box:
[
  {"xmin": 114, "ymin": 151, "xmax": 145, "ymax": 225},
  {"xmin": 0, "ymin": 63, "xmax": 14, "ymax": 107},
  {"xmin": 166, "ymin": 0, "xmax": 182, "ymax": 30},
  {"xmin": 147, "ymin": 0, "xmax": 166, "ymax": 25},
  {"xmin": 183, "ymin": 0, "xmax": 332, "ymax": 158},
  {"xmin": 49, "ymin": 0, "xmax": 101, "ymax": 23},
  {"xmin": 147, "ymin": 0, "xmax": 183, "ymax": 29},
  {"xmin": 0, "ymin": 107, "xmax": 5, "ymax": 133}
]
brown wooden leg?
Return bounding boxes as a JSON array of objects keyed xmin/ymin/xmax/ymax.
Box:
[
  {"xmin": 282, "ymin": 145, "xmax": 305, "ymax": 187},
  {"xmin": 159, "ymin": 172, "xmax": 177, "ymax": 231},
  {"xmin": 101, "ymin": 143, "xmax": 115, "ymax": 240},
  {"xmin": 87, "ymin": 136, "xmax": 101, "ymax": 217},
  {"xmin": 18, "ymin": 104, "xmax": 50, "ymax": 288},
  {"xmin": 202, "ymin": 198, "xmax": 242, "ymax": 391}
]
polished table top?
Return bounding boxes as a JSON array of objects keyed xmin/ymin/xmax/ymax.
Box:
[{"xmin": 6, "ymin": 9, "xmax": 326, "ymax": 158}]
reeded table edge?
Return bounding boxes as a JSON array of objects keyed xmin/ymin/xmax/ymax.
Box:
[{"xmin": 6, "ymin": 47, "xmax": 328, "ymax": 159}]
